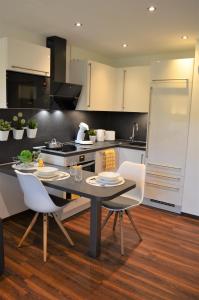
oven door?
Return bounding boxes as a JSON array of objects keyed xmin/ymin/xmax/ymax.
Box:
[
  {"xmin": 6, "ymin": 70, "xmax": 50, "ymax": 109},
  {"xmin": 78, "ymin": 160, "xmax": 95, "ymax": 172}
]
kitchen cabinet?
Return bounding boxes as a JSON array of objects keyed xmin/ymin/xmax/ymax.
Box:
[
  {"xmin": 0, "ymin": 37, "xmax": 50, "ymax": 108},
  {"xmin": 182, "ymin": 44, "xmax": 199, "ymax": 216},
  {"xmin": 144, "ymin": 58, "xmax": 194, "ymax": 213},
  {"xmin": 70, "ymin": 60, "xmax": 150, "ymax": 112},
  {"xmin": 1, "ymin": 38, "xmax": 50, "ymax": 76},
  {"xmin": 119, "ymin": 148, "xmax": 145, "ymax": 165},
  {"xmin": 70, "ymin": 60, "xmax": 119, "ymax": 111},
  {"xmin": 121, "ymin": 66, "xmax": 150, "ymax": 112}
]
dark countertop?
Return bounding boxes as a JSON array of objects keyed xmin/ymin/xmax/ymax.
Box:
[
  {"xmin": 40, "ymin": 140, "xmax": 146, "ymax": 157},
  {"xmin": 0, "ymin": 164, "xmax": 136, "ymax": 202}
]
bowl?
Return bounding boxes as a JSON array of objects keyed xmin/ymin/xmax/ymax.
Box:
[{"xmin": 37, "ymin": 166, "xmax": 58, "ymax": 177}]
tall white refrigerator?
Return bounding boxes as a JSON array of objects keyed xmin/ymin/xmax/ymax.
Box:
[{"xmin": 144, "ymin": 58, "xmax": 194, "ymax": 213}]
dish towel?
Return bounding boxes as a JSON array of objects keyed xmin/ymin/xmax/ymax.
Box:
[{"xmin": 103, "ymin": 149, "xmax": 116, "ymax": 171}]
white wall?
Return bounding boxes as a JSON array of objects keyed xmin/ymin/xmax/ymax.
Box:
[{"xmin": 182, "ymin": 41, "xmax": 199, "ymax": 216}]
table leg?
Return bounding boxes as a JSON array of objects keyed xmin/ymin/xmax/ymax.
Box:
[
  {"xmin": 88, "ymin": 200, "xmax": 101, "ymax": 258},
  {"xmin": 0, "ymin": 219, "xmax": 4, "ymax": 275}
]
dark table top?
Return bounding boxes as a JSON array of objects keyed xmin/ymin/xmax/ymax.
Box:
[{"xmin": 0, "ymin": 164, "xmax": 136, "ymax": 202}]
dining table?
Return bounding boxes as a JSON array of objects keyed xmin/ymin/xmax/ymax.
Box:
[{"xmin": 0, "ymin": 164, "xmax": 136, "ymax": 259}]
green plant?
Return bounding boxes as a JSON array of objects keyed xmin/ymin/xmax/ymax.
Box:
[
  {"xmin": 0, "ymin": 119, "xmax": 11, "ymax": 131},
  {"xmin": 12, "ymin": 112, "xmax": 26, "ymax": 130},
  {"xmin": 87, "ymin": 129, "xmax": 96, "ymax": 136},
  {"xmin": 18, "ymin": 150, "xmax": 33, "ymax": 163},
  {"xmin": 27, "ymin": 119, "xmax": 38, "ymax": 129}
]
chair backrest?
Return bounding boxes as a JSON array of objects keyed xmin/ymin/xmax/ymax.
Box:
[
  {"xmin": 117, "ymin": 161, "xmax": 146, "ymax": 203},
  {"xmin": 15, "ymin": 170, "xmax": 59, "ymax": 213}
]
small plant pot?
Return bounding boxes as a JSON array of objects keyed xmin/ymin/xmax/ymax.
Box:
[
  {"xmin": 27, "ymin": 128, "xmax": 38, "ymax": 139},
  {"xmin": 0, "ymin": 130, "xmax": 10, "ymax": 141},
  {"xmin": 13, "ymin": 129, "xmax": 24, "ymax": 140},
  {"xmin": 89, "ymin": 135, "xmax": 96, "ymax": 143}
]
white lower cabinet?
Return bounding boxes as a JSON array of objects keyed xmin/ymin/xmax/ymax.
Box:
[{"xmin": 119, "ymin": 148, "xmax": 145, "ymax": 165}]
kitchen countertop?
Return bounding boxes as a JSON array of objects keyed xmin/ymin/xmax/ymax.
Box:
[{"xmin": 40, "ymin": 140, "xmax": 146, "ymax": 157}]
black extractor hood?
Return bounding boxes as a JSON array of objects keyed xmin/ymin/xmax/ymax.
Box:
[{"xmin": 47, "ymin": 36, "xmax": 82, "ymax": 110}]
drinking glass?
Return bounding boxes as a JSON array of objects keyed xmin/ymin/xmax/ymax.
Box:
[
  {"xmin": 69, "ymin": 161, "xmax": 77, "ymax": 176},
  {"xmin": 74, "ymin": 165, "xmax": 83, "ymax": 182}
]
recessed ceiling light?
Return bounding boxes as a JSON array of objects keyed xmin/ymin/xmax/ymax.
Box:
[
  {"xmin": 75, "ymin": 22, "xmax": 82, "ymax": 27},
  {"xmin": 181, "ymin": 35, "xmax": 188, "ymax": 40},
  {"xmin": 148, "ymin": 6, "xmax": 156, "ymax": 12},
  {"xmin": 122, "ymin": 43, "xmax": 128, "ymax": 48}
]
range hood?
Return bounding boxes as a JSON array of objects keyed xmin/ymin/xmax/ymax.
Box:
[{"xmin": 46, "ymin": 36, "xmax": 82, "ymax": 110}]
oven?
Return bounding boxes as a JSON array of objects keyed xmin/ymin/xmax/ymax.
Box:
[{"xmin": 77, "ymin": 155, "xmax": 95, "ymax": 172}]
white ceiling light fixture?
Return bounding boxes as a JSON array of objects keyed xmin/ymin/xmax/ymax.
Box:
[
  {"xmin": 122, "ymin": 43, "xmax": 128, "ymax": 48},
  {"xmin": 181, "ymin": 35, "xmax": 188, "ymax": 40},
  {"xmin": 148, "ymin": 6, "xmax": 156, "ymax": 12},
  {"xmin": 75, "ymin": 22, "xmax": 82, "ymax": 27}
]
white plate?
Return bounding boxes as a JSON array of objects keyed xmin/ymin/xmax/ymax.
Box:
[
  {"xmin": 86, "ymin": 176, "xmax": 125, "ymax": 187},
  {"xmin": 34, "ymin": 171, "xmax": 70, "ymax": 181},
  {"xmin": 12, "ymin": 163, "xmax": 37, "ymax": 171},
  {"xmin": 96, "ymin": 176, "xmax": 124, "ymax": 185},
  {"xmin": 98, "ymin": 172, "xmax": 120, "ymax": 181},
  {"xmin": 37, "ymin": 166, "xmax": 58, "ymax": 177}
]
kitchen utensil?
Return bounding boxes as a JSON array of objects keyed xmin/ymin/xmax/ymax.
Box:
[
  {"xmin": 75, "ymin": 122, "xmax": 89, "ymax": 143},
  {"xmin": 96, "ymin": 129, "xmax": 105, "ymax": 142},
  {"xmin": 44, "ymin": 138, "xmax": 64, "ymax": 150},
  {"xmin": 105, "ymin": 130, "xmax": 115, "ymax": 141}
]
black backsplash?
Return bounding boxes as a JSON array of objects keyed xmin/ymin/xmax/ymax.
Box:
[{"xmin": 0, "ymin": 109, "xmax": 148, "ymax": 163}]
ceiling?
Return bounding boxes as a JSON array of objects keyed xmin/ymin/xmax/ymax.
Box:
[{"xmin": 0, "ymin": 0, "xmax": 199, "ymax": 58}]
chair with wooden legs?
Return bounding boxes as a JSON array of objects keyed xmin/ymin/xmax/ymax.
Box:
[
  {"xmin": 15, "ymin": 170, "xmax": 74, "ymax": 262},
  {"xmin": 101, "ymin": 161, "xmax": 146, "ymax": 255}
]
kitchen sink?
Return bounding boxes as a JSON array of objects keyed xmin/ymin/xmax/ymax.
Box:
[{"xmin": 128, "ymin": 140, "xmax": 146, "ymax": 147}]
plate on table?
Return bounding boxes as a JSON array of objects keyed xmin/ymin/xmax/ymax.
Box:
[
  {"xmin": 86, "ymin": 176, "xmax": 125, "ymax": 187},
  {"xmin": 98, "ymin": 172, "xmax": 121, "ymax": 182},
  {"xmin": 34, "ymin": 171, "xmax": 70, "ymax": 181},
  {"xmin": 36, "ymin": 166, "xmax": 58, "ymax": 177},
  {"xmin": 12, "ymin": 163, "xmax": 38, "ymax": 171}
]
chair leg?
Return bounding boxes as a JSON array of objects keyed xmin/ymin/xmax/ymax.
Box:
[
  {"xmin": 101, "ymin": 211, "xmax": 113, "ymax": 230},
  {"xmin": 53, "ymin": 213, "xmax": 74, "ymax": 246},
  {"xmin": 18, "ymin": 212, "xmax": 39, "ymax": 247},
  {"xmin": 113, "ymin": 212, "xmax": 119, "ymax": 231},
  {"xmin": 43, "ymin": 214, "xmax": 48, "ymax": 262},
  {"xmin": 119, "ymin": 211, "xmax": 124, "ymax": 255},
  {"xmin": 125, "ymin": 210, "xmax": 142, "ymax": 241}
]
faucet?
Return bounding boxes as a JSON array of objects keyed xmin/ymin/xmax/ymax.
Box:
[{"xmin": 130, "ymin": 122, "xmax": 139, "ymax": 142}]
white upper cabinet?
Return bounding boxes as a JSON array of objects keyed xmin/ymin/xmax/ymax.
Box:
[
  {"xmin": 1, "ymin": 38, "xmax": 50, "ymax": 76},
  {"xmin": 122, "ymin": 66, "xmax": 150, "ymax": 112},
  {"xmin": 70, "ymin": 60, "xmax": 118, "ymax": 111},
  {"xmin": 70, "ymin": 60, "xmax": 150, "ymax": 112}
]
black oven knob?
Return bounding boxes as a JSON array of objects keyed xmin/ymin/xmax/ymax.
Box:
[{"xmin": 79, "ymin": 155, "xmax": 85, "ymax": 162}]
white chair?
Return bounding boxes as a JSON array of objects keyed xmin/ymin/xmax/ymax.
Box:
[
  {"xmin": 101, "ymin": 161, "xmax": 146, "ymax": 255},
  {"xmin": 15, "ymin": 170, "xmax": 74, "ymax": 262}
]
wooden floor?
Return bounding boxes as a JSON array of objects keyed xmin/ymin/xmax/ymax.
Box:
[{"xmin": 0, "ymin": 205, "xmax": 199, "ymax": 300}]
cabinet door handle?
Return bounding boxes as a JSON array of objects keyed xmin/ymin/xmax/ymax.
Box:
[
  {"xmin": 11, "ymin": 65, "xmax": 48, "ymax": 75},
  {"xmin": 146, "ymin": 86, "xmax": 152, "ymax": 158},
  {"xmin": 147, "ymin": 162, "xmax": 182, "ymax": 170},
  {"xmin": 88, "ymin": 63, "xmax": 92, "ymax": 108},
  {"xmin": 141, "ymin": 154, "xmax": 144, "ymax": 164},
  {"xmin": 122, "ymin": 70, "xmax": 126, "ymax": 110},
  {"xmin": 145, "ymin": 182, "xmax": 180, "ymax": 192},
  {"xmin": 146, "ymin": 172, "xmax": 181, "ymax": 180}
]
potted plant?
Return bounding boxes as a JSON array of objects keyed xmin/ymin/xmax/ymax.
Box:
[
  {"xmin": 88, "ymin": 129, "xmax": 97, "ymax": 143},
  {"xmin": 27, "ymin": 119, "xmax": 38, "ymax": 139},
  {"xmin": 12, "ymin": 112, "xmax": 26, "ymax": 140},
  {"xmin": 0, "ymin": 119, "xmax": 11, "ymax": 141}
]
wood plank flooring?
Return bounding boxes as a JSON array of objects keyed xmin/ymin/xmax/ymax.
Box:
[{"xmin": 0, "ymin": 205, "xmax": 199, "ymax": 300}]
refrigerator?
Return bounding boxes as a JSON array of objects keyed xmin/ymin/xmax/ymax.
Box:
[{"xmin": 144, "ymin": 58, "xmax": 194, "ymax": 213}]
